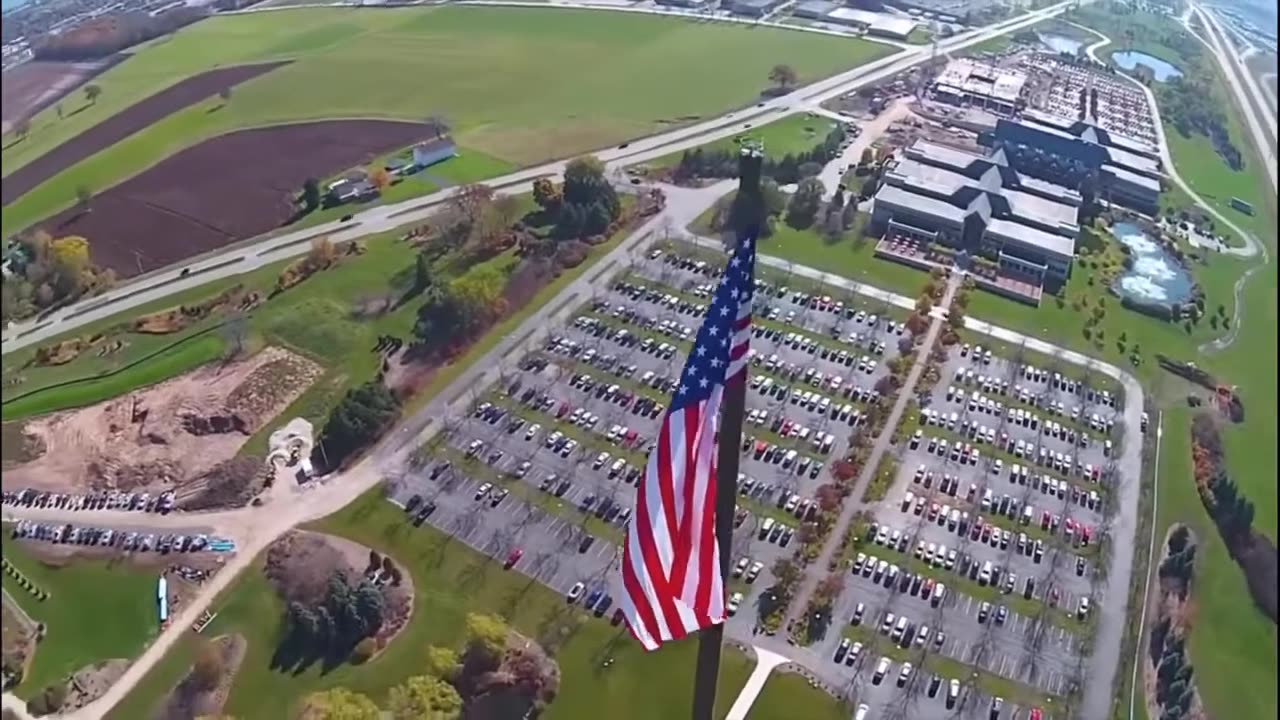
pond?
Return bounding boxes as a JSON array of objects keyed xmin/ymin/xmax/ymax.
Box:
[
  {"xmin": 1111, "ymin": 50, "xmax": 1184, "ymax": 82},
  {"xmin": 1109, "ymin": 222, "xmax": 1194, "ymax": 309},
  {"xmin": 1038, "ymin": 32, "xmax": 1084, "ymax": 55}
]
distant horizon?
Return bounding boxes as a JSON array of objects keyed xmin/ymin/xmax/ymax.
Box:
[{"xmin": 2, "ymin": 0, "xmax": 31, "ymax": 14}]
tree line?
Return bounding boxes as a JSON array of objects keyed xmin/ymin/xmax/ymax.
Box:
[
  {"xmin": 672, "ymin": 123, "xmax": 847, "ymax": 186},
  {"xmin": 297, "ymin": 612, "xmax": 558, "ymax": 720},
  {"xmin": 311, "ymin": 382, "xmax": 400, "ymax": 473},
  {"xmin": 1, "ymin": 232, "xmax": 115, "ymax": 324},
  {"xmin": 274, "ymin": 570, "xmax": 387, "ymax": 671}
]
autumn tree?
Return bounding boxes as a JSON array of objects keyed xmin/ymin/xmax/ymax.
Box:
[
  {"xmin": 84, "ymin": 84, "xmax": 102, "ymax": 104},
  {"xmin": 50, "ymin": 235, "xmax": 91, "ymax": 295},
  {"xmin": 768, "ymin": 64, "xmax": 798, "ymax": 91},
  {"xmin": 785, "ymin": 177, "xmax": 825, "ymax": 229},
  {"xmin": 492, "ymin": 193, "xmax": 522, "ymax": 228},
  {"xmin": 448, "ymin": 264, "xmax": 505, "ymax": 327},
  {"xmin": 299, "ymin": 688, "xmax": 380, "ymax": 720},
  {"xmin": 388, "ymin": 675, "xmax": 462, "ymax": 720},
  {"xmin": 532, "ymin": 177, "xmax": 561, "ymax": 213},
  {"xmin": 771, "ymin": 557, "xmax": 802, "ymax": 590},
  {"xmin": 370, "ymin": 167, "xmax": 392, "ymax": 192},
  {"xmin": 450, "ymin": 183, "xmax": 495, "ymax": 224},
  {"xmin": 306, "ymin": 237, "xmax": 337, "ymax": 271}
]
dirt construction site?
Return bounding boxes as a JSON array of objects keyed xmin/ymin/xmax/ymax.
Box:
[{"xmin": 4, "ymin": 347, "xmax": 322, "ymax": 505}]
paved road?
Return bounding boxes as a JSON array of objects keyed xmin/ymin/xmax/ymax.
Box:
[
  {"xmin": 1, "ymin": 0, "xmax": 1082, "ymax": 354},
  {"xmin": 1190, "ymin": 3, "xmax": 1276, "ymax": 154},
  {"xmin": 1075, "ymin": 28, "xmax": 1266, "ymax": 260},
  {"xmin": 784, "ymin": 274, "xmax": 959, "ymax": 627}
]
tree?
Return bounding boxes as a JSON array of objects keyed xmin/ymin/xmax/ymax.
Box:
[
  {"xmin": 312, "ymin": 381, "xmax": 401, "ymax": 470},
  {"xmin": 423, "ymin": 646, "xmax": 459, "ymax": 680},
  {"xmin": 218, "ymin": 87, "xmax": 232, "ymax": 103},
  {"xmin": 388, "ymin": 675, "xmax": 462, "ymax": 720},
  {"xmin": 190, "ymin": 638, "xmax": 225, "ymax": 691},
  {"xmin": 785, "ymin": 177, "xmax": 825, "ymax": 229},
  {"xmin": 307, "ymin": 237, "xmax": 337, "ymax": 270},
  {"xmin": 768, "ymin": 64, "xmax": 798, "ymax": 90},
  {"xmin": 492, "ymin": 194, "xmax": 522, "ymax": 228},
  {"xmin": 859, "ymin": 148, "xmax": 873, "ymax": 167},
  {"xmin": 370, "ymin": 167, "xmax": 392, "ymax": 192},
  {"xmin": 300, "ymin": 688, "xmax": 380, "ymax": 720},
  {"xmin": 450, "ymin": 183, "xmax": 496, "ymax": 224},
  {"xmin": 74, "ymin": 184, "xmax": 93, "ymax": 211},
  {"xmin": 424, "ymin": 114, "xmax": 451, "ymax": 139},
  {"xmin": 770, "ymin": 557, "xmax": 802, "ymax": 589},
  {"xmin": 464, "ymin": 612, "xmax": 508, "ymax": 660},
  {"xmin": 14, "ymin": 118, "xmax": 31, "ymax": 140},
  {"xmin": 302, "ymin": 178, "xmax": 322, "ymax": 211},
  {"xmin": 56, "ymin": 103, "xmax": 63, "ymax": 119},
  {"xmin": 84, "ymin": 84, "xmax": 102, "ymax": 104},
  {"xmin": 449, "ymin": 264, "xmax": 505, "ymax": 326},
  {"xmin": 413, "ymin": 253, "xmax": 434, "ymax": 293},
  {"xmin": 532, "ymin": 178, "xmax": 561, "ymax": 213}
]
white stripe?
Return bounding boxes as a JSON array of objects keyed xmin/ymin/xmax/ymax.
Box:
[
  {"xmin": 622, "ymin": 527, "xmax": 671, "ymax": 647},
  {"xmin": 640, "ymin": 411, "xmax": 684, "ymax": 576},
  {"xmin": 679, "ymin": 390, "xmax": 721, "ymax": 609}
]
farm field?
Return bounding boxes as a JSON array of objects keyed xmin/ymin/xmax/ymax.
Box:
[
  {"xmin": 1, "ymin": 5, "xmax": 896, "ymax": 237},
  {"xmin": 100, "ymin": 490, "xmax": 840, "ymax": 720},
  {"xmin": 0, "ymin": 540, "xmax": 159, "ymax": 699}
]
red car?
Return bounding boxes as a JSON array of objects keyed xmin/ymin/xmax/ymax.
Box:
[
  {"xmin": 1030, "ymin": 709, "xmax": 1042, "ymax": 720},
  {"xmin": 611, "ymin": 608, "xmax": 626, "ymax": 626},
  {"xmin": 504, "ymin": 547, "xmax": 524, "ymax": 569}
]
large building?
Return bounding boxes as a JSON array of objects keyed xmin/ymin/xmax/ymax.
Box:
[
  {"xmin": 792, "ymin": 1, "xmax": 919, "ymax": 38},
  {"xmin": 870, "ymin": 139, "xmax": 1081, "ymax": 284},
  {"xmin": 930, "ymin": 59, "xmax": 1028, "ymax": 116},
  {"xmin": 991, "ymin": 110, "xmax": 1162, "ymax": 213},
  {"xmin": 726, "ymin": 0, "xmax": 786, "ymax": 17}
]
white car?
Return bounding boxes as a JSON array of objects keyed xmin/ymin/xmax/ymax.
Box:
[
  {"xmin": 567, "ymin": 582, "xmax": 586, "ymax": 603},
  {"xmin": 727, "ymin": 592, "xmax": 743, "ymax": 616}
]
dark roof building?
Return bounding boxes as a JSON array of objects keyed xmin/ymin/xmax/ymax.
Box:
[{"xmin": 870, "ymin": 139, "xmax": 1081, "ymax": 284}]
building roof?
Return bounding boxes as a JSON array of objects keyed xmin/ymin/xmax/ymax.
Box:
[
  {"xmin": 934, "ymin": 59, "xmax": 1027, "ymax": 104},
  {"xmin": 1101, "ymin": 163, "xmax": 1162, "ymax": 193},
  {"xmin": 1104, "ymin": 144, "xmax": 1161, "ymax": 177},
  {"xmin": 414, "ymin": 137, "xmax": 457, "ymax": 154},
  {"xmin": 826, "ymin": 7, "xmax": 917, "ymax": 36},
  {"xmin": 985, "ymin": 218, "xmax": 1075, "ymax": 259},
  {"xmin": 873, "ymin": 184, "xmax": 966, "ymax": 224},
  {"xmin": 794, "ymin": 0, "xmax": 839, "ymax": 15},
  {"xmin": 1003, "ymin": 188, "xmax": 1079, "ymax": 229}
]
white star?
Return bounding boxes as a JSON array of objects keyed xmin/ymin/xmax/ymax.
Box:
[
  {"xmin": 709, "ymin": 326, "xmax": 718, "ymax": 337},
  {"xmin": 696, "ymin": 346, "xmax": 707, "ymax": 357},
  {"xmin": 688, "ymin": 366, "xmax": 699, "ymax": 377},
  {"xmin": 720, "ymin": 306, "xmax": 731, "ymax": 317},
  {"xmin": 699, "ymin": 378, "xmax": 709, "ymax": 388},
  {"xmin": 730, "ymin": 257, "xmax": 740, "ymax": 267},
  {"xmin": 678, "ymin": 385, "xmax": 687, "ymax": 395},
  {"xmin": 710, "ymin": 358, "xmax": 723, "ymax": 368}
]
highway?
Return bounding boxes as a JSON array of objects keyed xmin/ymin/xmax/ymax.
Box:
[
  {"xmin": 0, "ymin": 0, "xmax": 1081, "ymax": 356},
  {"xmin": 1190, "ymin": 2, "xmax": 1278, "ymax": 189}
]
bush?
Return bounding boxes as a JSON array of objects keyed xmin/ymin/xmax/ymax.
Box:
[{"xmin": 351, "ymin": 637, "xmax": 378, "ymax": 664}]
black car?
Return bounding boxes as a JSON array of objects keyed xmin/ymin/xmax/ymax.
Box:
[
  {"xmin": 578, "ymin": 535, "xmax": 595, "ymax": 553},
  {"xmin": 405, "ymin": 494, "xmax": 423, "ymax": 514},
  {"xmin": 928, "ymin": 675, "xmax": 942, "ymax": 698}
]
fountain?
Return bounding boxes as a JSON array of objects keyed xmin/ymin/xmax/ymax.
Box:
[{"xmin": 1109, "ymin": 222, "xmax": 1195, "ymax": 315}]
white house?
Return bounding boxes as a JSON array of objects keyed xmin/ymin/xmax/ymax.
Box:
[{"xmin": 412, "ymin": 138, "xmax": 458, "ymax": 169}]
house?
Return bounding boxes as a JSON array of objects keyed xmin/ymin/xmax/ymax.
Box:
[
  {"xmin": 384, "ymin": 156, "xmax": 414, "ymax": 176},
  {"xmin": 412, "ymin": 138, "xmax": 458, "ymax": 170}
]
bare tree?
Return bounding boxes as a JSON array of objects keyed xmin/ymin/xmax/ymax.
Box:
[
  {"xmin": 221, "ymin": 310, "xmax": 248, "ymax": 359},
  {"xmin": 424, "ymin": 114, "xmax": 451, "ymax": 139}
]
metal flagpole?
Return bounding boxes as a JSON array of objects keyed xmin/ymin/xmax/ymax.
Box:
[{"xmin": 691, "ymin": 147, "xmax": 764, "ymax": 720}]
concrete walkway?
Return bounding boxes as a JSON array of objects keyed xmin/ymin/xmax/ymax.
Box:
[
  {"xmin": 785, "ymin": 274, "xmax": 959, "ymax": 627},
  {"xmin": 724, "ymin": 646, "xmax": 793, "ymax": 720}
]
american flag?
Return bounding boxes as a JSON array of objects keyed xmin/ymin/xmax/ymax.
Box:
[{"xmin": 620, "ymin": 231, "xmax": 757, "ymax": 651}]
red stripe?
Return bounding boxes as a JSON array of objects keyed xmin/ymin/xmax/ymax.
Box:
[
  {"xmin": 621, "ymin": 546, "xmax": 667, "ymax": 646},
  {"xmin": 692, "ymin": 452, "xmax": 719, "ymax": 624},
  {"xmin": 669, "ymin": 403, "xmax": 702, "ymax": 591},
  {"xmin": 640, "ymin": 422, "xmax": 692, "ymax": 637},
  {"xmin": 655, "ymin": 419, "xmax": 681, "ymax": 570}
]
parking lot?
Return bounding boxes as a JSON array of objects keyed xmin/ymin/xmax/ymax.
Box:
[
  {"xmin": 380, "ymin": 243, "xmax": 1121, "ymax": 719},
  {"xmin": 802, "ymin": 337, "xmax": 1131, "ymax": 717}
]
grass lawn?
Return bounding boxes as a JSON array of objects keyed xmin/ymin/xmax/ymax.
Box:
[
  {"xmin": 641, "ymin": 112, "xmax": 842, "ymax": 172},
  {"xmin": 1057, "ymin": 8, "xmax": 1279, "ymax": 720},
  {"xmin": 687, "ymin": 202, "xmax": 928, "ymax": 298},
  {"xmin": 0, "ymin": 541, "xmax": 159, "ymax": 699},
  {"xmin": 101, "ymin": 489, "xmax": 839, "ymax": 719},
  {"xmin": 1, "ymin": 5, "xmax": 897, "ymax": 236},
  {"xmin": 747, "ymin": 671, "xmax": 848, "ymax": 719}
]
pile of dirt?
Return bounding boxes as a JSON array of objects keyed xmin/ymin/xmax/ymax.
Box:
[
  {"xmin": 62, "ymin": 659, "xmax": 129, "ymax": 714},
  {"xmin": 177, "ymin": 457, "xmax": 266, "ymax": 511},
  {"xmin": 132, "ymin": 284, "xmax": 251, "ymax": 335},
  {"xmin": 152, "ymin": 634, "xmax": 247, "ymax": 720},
  {"xmin": 225, "ymin": 352, "xmax": 322, "ymax": 426},
  {"xmin": 264, "ymin": 531, "xmax": 354, "ymax": 607},
  {"xmin": 6, "ymin": 347, "xmax": 319, "ymax": 497}
]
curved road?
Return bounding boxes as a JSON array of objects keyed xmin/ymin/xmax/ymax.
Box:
[{"xmin": 1, "ymin": 0, "xmax": 1082, "ymax": 355}]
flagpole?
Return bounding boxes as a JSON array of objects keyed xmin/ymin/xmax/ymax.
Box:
[{"xmin": 691, "ymin": 147, "xmax": 764, "ymax": 720}]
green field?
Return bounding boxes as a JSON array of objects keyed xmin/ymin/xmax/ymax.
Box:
[
  {"xmin": 102, "ymin": 490, "xmax": 833, "ymax": 719},
  {"xmin": 0, "ymin": 541, "xmax": 159, "ymax": 698},
  {"xmin": 1, "ymin": 6, "xmax": 896, "ymax": 236},
  {"xmin": 642, "ymin": 112, "xmax": 843, "ymax": 171}
]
